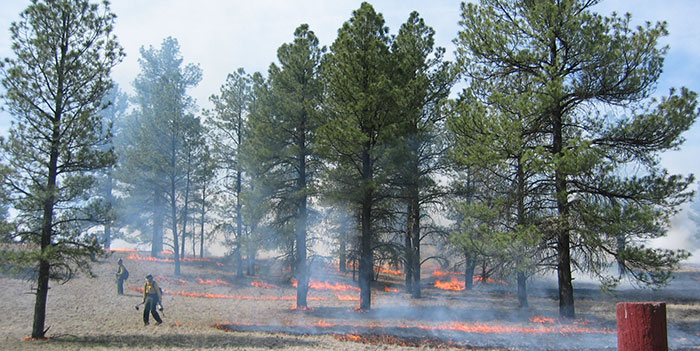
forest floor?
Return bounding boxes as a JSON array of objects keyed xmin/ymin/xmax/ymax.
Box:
[{"xmin": 1, "ymin": 248, "xmax": 699, "ymax": 351}]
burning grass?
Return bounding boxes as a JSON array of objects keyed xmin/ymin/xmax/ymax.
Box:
[
  {"xmin": 333, "ymin": 333, "xmax": 508, "ymax": 350},
  {"xmin": 3, "ymin": 248, "xmax": 700, "ymax": 351},
  {"xmin": 214, "ymin": 318, "xmax": 616, "ymax": 350}
]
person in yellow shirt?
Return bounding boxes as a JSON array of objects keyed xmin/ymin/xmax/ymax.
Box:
[
  {"xmin": 142, "ymin": 274, "xmax": 163, "ymax": 326},
  {"xmin": 115, "ymin": 258, "xmax": 128, "ymax": 295}
]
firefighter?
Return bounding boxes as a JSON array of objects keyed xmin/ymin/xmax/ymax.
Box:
[
  {"xmin": 116, "ymin": 258, "xmax": 128, "ymax": 295},
  {"xmin": 142, "ymin": 274, "xmax": 163, "ymax": 326}
]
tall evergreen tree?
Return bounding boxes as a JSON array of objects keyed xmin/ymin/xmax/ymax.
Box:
[
  {"xmin": 0, "ymin": 0, "xmax": 123, "ymax": 338},
  {"xmin": 391, "ymin": 11, "xmax": 455, "ymax": 298},
  {"xmin": 121, "ymin": 37, "xmax": 201, "ymax": 274},
  {"xmin": 245, "ymin": 24, "xmax": 324, "ymax": 309},
  {"xmin": 319, "ymin": 2, "xmax": 399, "ymax": 310},
  {"xmin": 455, "ymin": 0, "xmax": 698, "ymax": 317},
  {"xmin": 209, "ymin": 68, "xmax": 252, "ymax": 277},
  {"xmin": 449, "ymin": 82, "xmax": 547, "ymax": 306}
]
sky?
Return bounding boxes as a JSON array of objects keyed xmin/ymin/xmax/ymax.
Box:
[{"xmin": 0, "ymin": 0, "xmax": 699, "ymax": 259}]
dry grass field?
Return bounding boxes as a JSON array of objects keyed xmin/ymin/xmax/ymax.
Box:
[{"xmin": 1, "ymin": 249, "xmax": 699, "ymax": 350}]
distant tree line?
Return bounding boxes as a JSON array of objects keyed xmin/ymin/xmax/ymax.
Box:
[{"xmin": 0, "ymin": 0, "xmax": 698, "ymax": 339}]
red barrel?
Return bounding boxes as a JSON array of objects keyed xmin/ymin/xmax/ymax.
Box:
[{"xmin": 616, "ymin": 302, "xmax": 668, "ymax": 351}]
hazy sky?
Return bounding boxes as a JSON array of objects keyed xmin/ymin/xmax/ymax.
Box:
[{"xmin": 1, "ymin": 0, "xmax": 699, "ymax": 258}]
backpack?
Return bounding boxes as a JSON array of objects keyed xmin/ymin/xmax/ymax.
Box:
[{"xmin": 122, "ymin": 267, "xmax": 129, "ymax": 280}]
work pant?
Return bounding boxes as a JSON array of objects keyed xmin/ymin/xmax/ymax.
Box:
[
  {"xmin": 143, "ymin": 294, "xmax": 162, "ymax": 325},
  {"xmin": 117, "ymin": 278, "xmax": 124, "ymax": 295}
]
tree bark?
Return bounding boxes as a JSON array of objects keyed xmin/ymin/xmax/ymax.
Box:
[
  {"xmin": 404, "ymin": 204, "xmax": 413, "ymax": 293},
  {"xmin": 464, "ymin": 253, "xmax": 476, "ymax": 291},
  {"xmin": 33, "ymin": 146, "xmax": 59, "ymax": 339},
  {"xmin": 295, "ymin": 116, "xmax": 310, "ymax": 308},
  {"xmin": 180, "ymin": 160, "xmax": 192, "ymax": 259},
  {"xmin": 152, "ymin": 190, "xmax": 164, "ymax": 257},
  {"xmin": 410, "ymin": 195, "xmax": 421, "ymax": 298},
  {"xmin": 171, "ymin": 176, "xmax": 180, "ymax": 275},
  {"xmin": 359, "ymin": 147, "xmax": 373, "ymax": 310},
  {"xmin": 339, "ymin": 230, "xmax": 347, "ymax": 273},
  {"xmin": 517, "ymin": 271, "xmax": 528, "ymax": 308},
  {"xmin": 199, "ymin": 183, "xmax": 206, "ymax": 258},
  {"xmin": 103, "ymin": 173, "xmax": 114, "ymax": 249},
  {"xmin": 553, "ymin": 107, "xmax": 575, "ymax": 318}
]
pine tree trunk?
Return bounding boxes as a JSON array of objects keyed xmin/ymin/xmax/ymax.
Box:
[
  {"xmin": 199, "ymin": 184, "xmax": 206, "ymax": 258},
  {"xmin": 517, "ymin": 271, "xmax": 528, "ymax": 308},
  {"xmin": 553, "ymin": 108, "xmax": 575, "ymax": 318},
  {"xmin": 171, "ymin": 178, "xmax": 180, "ymax": 275},
  {"xmin": 180, "ymin": 169, "xmax": 191, "ymax": 259},
  {"xmin": 247, "ymin": 249, "xmax": 256, "ymax": 276},
  {"xmin": 152, "ymin": 190, "xmax": 164, "ymax": 257},
  {"xmin": 295, "ymin": 124, "xmax": 309, "ymax": 308},
  {"xmin": 33, "ymin": 119, "xmax": 61, "ymax": 338},
  {"xmin": 339, "ymin": 232, "xmax": 347, "ymax": 273},
  {"xmin": 404, "ymin": 204, "xmax": 413, "ymax": 293},
  {"xmin": 32, "ymin": 259, "xmax": 51, "ymax": 339},
  {"xmin": 235, "ymin": 171, "xmax": 243, "ymax": 278},
  {"xmin": 359, "ymin": 148, "xmax": 373, "ymax": 310},
  {"xmin": 464, "ymin": 252, "xmax": 476, "ymax": 290},
  {"xmin": 410, "ymin": 195, "xmax": 421, "ymax": 298},
  {"xmin": 295, "ymin": 207, "xmax": 308, "ymax": 308},
  {"xmin": 103, "ymin": 173, "xmax": 114, "ymax": 249}
]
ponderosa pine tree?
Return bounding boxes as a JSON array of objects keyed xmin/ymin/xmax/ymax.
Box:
[
  {"xmin": 391, "ymin": 11, "xmax": 455, "ymax": 298},
  {"xmin": 121, "ymin": 37, "xmax": 201, "ymax": 274},
  {"xmin": 209, "ymin": 68, "xmax": 252, "ymax": 277},
  {"xmin": 449, "ymin": 77, "xmax": 548, "ymax": 307},
  {"xmin": 0, "ymin": 0, "xmax": 123, "ymax": 338},
  {"xmin": 319, "ymin": 2, "xmax": 400, "ymax": 310},
  {"xmin": 455, "ymin": 0, "xmax": 698, "ymax": 318},
  {"xmin": 244, "ymin": 24, "xmax": 324, "ymax": 309}
]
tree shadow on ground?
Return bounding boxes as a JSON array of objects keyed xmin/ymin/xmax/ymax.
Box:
[{"xmin": 47, "ymin": 331, "xmax": 318, "ymax": 349}]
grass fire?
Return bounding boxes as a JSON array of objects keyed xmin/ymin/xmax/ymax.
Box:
[{"xmin": 2, "ymin": 249, "xmax": 699, "ymax": 350}]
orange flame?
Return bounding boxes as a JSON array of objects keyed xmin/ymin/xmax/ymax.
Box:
[
  {"xmin": 314, "ymin": 320, "xmax": 334, "ymax": 327},
  {"xmin": 434, "ymin": 277, "xmax": 465, "ymax": 291},
  {"xmin": 344, "ymin": 334, "xmax": 362, "ymax": 342},
  {"xmin": 423, "ymin": 321, "xmax": 615, "ymax": 335},
  {"xmin": 344, "ymin": 263, "xmax": 403, "ymax": 276},
  {"xmin": 127, "ymin": 253, "xmax": 218, "ymax": 265},
  {"xmin": 291, "ymin": 278, "xmax": 360, "ymax": 292},
  {"xmin": 530, "ymin": 316, "xmax": 555, "ymax": 324},
  {"xmin": 335, "ymin": 293, "xmax": 360, "ymax": 301},
  {"xmin": 251, "ymin": 281, "xmax": 279, "ymax": 289},
  {"xmin": 384, "ymin": 285, "xmax": 399, "ymax": 293},
  {"xmin": 434, "ymin": 275, "xmax": 508, "ymax": 290},
  {"xmin": 377, "ymin": 266, "xmax": 402, "ymax": 276},
  {"xmin": 217, "ymin": 320, "xmax": 615, "ymax": 337},
  {"xmin": 431, "ymin": 269, "xmax": 460, "ymax": 277}
]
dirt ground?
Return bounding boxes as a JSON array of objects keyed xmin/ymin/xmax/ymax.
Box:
[{"xmin": 1, "ymin": 250, "xmax": 699, "ymax": 351}]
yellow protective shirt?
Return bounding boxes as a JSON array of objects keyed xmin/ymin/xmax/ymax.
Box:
[{"xmin": 144, "ymin": 280, "xmax": 162, "ymax": 300}]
